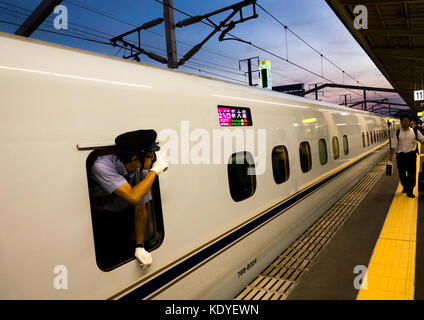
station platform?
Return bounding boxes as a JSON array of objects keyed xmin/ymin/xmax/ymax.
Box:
[{"xmin": 235, "ymin": 150, "xmax": 424, "ymax": 300}]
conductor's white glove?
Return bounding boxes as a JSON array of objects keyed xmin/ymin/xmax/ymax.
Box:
[
  {"xmin": 387, "ymin": 160, "xmax": 393, "ymax": 165},
  {"xmin": 150, "ymin": 158, "xmax": 168, "ymax": 175},
  {"xmin": 135, "ymin": 247, "xmax": 152, "ymax": 269}
]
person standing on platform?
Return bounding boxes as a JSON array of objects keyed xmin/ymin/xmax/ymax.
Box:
[{"xmin": 388, "ymin": 114, "xmax": 424, "ymax": 198}]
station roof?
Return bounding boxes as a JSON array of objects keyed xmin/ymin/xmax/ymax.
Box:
[{"xmin": 326, "ymin": 0, "xmax": 424, "ymax": 111}]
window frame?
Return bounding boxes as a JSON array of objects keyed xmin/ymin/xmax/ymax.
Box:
[
  {"xmin": 299, "ymin": 141, "xmax": 312, "ymax": 173},
  {"xmin": 86, "ymin": 148, "xmax": 165, "ymax": 272},
  {"xmin": 271, "ymin": 145, "xmax": 290, "ymax": 184},
  {"xmin": 318, "ymin": 138, "xmax": 328, "ymax": 165},
  {"xmin": 343, "ymin": 135, "xmax": 349, "ymax": 155},
  {"xmin": 332, "ymin": 136, "xmax": 340, "ymax": 160},
  {"xmin": 227, "ymin": 151, "xmax": 257, "ymax": 202}
]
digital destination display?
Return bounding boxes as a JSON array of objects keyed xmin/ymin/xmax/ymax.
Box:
[{"xmin": 217, "ymin": 106, "xmax": 252, "ymax": 127}]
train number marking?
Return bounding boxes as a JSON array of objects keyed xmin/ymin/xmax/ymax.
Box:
[{"xmin": 237, "ymin": 258, "xmax": 257, "ymax": 278}]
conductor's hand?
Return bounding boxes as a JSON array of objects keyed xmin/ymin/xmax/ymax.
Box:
[{"xmin": 150, "ymin": 158, "xmax": 168, "ymax": 175}]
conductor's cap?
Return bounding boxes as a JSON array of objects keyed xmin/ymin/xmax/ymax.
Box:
[{"xmin": 115, "ymin": 129, "xmax": 160, "ymax": 154}]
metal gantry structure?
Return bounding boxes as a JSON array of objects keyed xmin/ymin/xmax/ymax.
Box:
[{"xmin": 110, "ymin": 0, "xmax": 258, "ymax": 69}]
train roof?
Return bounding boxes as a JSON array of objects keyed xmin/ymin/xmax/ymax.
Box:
[{"xmin": 0, "ymin": 32, "xmax": 396, "ymax": 120}]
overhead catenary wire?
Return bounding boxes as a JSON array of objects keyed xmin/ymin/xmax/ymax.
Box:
[
  {"xmin": 255, "ymin": 1, "xmax": 388, "ymax": 101},
  {"xmin": 181, "ymin": 64, "xmax": 246, "ymax": 84},
  {"xmin": 153, "ymin": 0, "xmax": 367, "ymax": 98},
  {"xmin": 1, "ymin": 0, "xmax": 392, "ymax": 102},
  {"xmin": 61, "ymin": 0, "xmax": 367, "ymax": 95},
  {"xmin": 154, "ymin": 0, "xmax": 394, "ymax": 102},
  {"xmin": 0, "ymin": 4, "xmax": 114, "ymax": 42},
  {"xmin": 0, "ymin": 1, "xmax": 115, "ymax": 39},
  {"xmin": 0, "ymin": 19, "xmax": 112, "ymax": 46}
]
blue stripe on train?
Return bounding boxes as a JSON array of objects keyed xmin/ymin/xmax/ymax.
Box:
[{"xmin": 120, "ymin": 148, "xmax": 377, "ymax": 300}]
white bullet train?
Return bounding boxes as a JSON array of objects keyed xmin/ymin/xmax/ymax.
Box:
[{"xmin": 0, "ymin": 32, "xmax": 399, "ymax": 299}]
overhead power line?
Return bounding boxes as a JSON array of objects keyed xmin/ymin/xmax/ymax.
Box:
[
  {"xmin": 0, "ymin": 19, "xmax": 111, "ymax": 46},
  {"xmin": 153, "ymin": 0, "xmax": 366, "ymax": 97},
  {"xmin": 255, "ymin": 1, "xmax": 388, "ymax": 100},
  {"xmin": 153, "ymin": 0, "xmax": 395, "ymax": 101}
]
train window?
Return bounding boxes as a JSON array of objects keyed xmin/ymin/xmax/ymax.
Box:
[
  {"xmin": 343, "ymin": 135, "xmax": 349, "ymax": 155},
  {"xmin": 299, "ymin": 142, "xmax": 312, "ymax": 173},
  {"xmin": 272, "ymin": 145, "xmax": 290, "ymax": 184},
  {"xmin": 332, "ymin": 137, "xmax": 340, "ymax": 160},
  {"xmin": 366, "ymin": 132, "xmax": 370, "ymax": 146},
  {"xmin": 318, "ymin": 139, "xmax": 328, "ymax": 165},
  {"xmin": 228, "ymin": 151, "xmax": 256, "ymax": 202},
  {"xmin": 362, "ymin": 132, "xmax": 366, "ymax": 148},
  {"xmin": 86, "ymin": 148, "xmax": 165, "ymax": 272},
  {"xmin": 370, "ymin": 131, "xmax": 374, "ymax": 144}
]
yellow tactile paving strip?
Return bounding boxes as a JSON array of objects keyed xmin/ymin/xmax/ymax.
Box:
[{"xmin": 357, "ymin": 153, "xmax": 422, "ymax": 300}]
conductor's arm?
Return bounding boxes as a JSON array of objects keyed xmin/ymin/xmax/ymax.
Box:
[
  {"xmin": 114, "ymin": 171, "xmax": 157, "ymax": 206},
  {"xmin": 114, "ymin": 158, "xmax": 168, "ymax": 205}
]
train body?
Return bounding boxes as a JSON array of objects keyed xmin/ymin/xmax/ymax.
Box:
[{"xmin": 0, "ymin": 33, "xmax": 398, "ymax": 299}]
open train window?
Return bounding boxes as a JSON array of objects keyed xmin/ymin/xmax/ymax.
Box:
[
  {"xmin": 318, "ymin": 139, "xmax": 328, "ymax": 165},
  {"xmin": 228, "ymin": 151, "xmax": 256, "ymax": 202},
  {"xmin": 86, "ymin": 148, "xmax": 165, "ymax": 272},
  {"xmin": 362, "ymin": 132, "xmax": 366, "ymax": 148},
  {"xmin": 299, "ymin": 142, "xmax": 312, "ymax": 173},
  {"xmin": 332, "ymin": 137, "xmax": 340, "ymax": 160},
  {"xmin": 343, "ymin": 135, "xmax": 349, "ymax": 155},
  {"xmin": 272, "ymin": 145, "xmax": 290, "ymax": 184}
]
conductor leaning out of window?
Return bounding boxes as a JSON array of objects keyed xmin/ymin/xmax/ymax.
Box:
[
  {"xmin": 388, "ymin": 114, "xmax": 424, "ymax": 198},
  {"xmin": 89, "ymin": 129, "xmax": 168, "ymax": 269}
]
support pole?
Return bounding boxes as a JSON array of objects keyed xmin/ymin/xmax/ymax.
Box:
[
  {"xmin": 247, "ymin": 58, "xmax": 253, "ymax": 86},
  {"xmin": 163, "ymin": 0, "xmax": 178, "ymax": 69}
]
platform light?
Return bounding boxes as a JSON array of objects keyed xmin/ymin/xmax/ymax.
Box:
[
  {"xmin": 417, "ymin": 112, "xmax": 423, "ymax": 117},
  {"xmin": 302, "ymin": 118, "xmax": 317, "ymax": 124},
  {"xmin": 258, "ymin": 60, "xmax": 272, "ymax": 90}
]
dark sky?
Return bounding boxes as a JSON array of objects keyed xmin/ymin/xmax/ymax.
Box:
[{"xmin": 0, "ymin": 0, "xmax": 404, "ymax": 107}]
